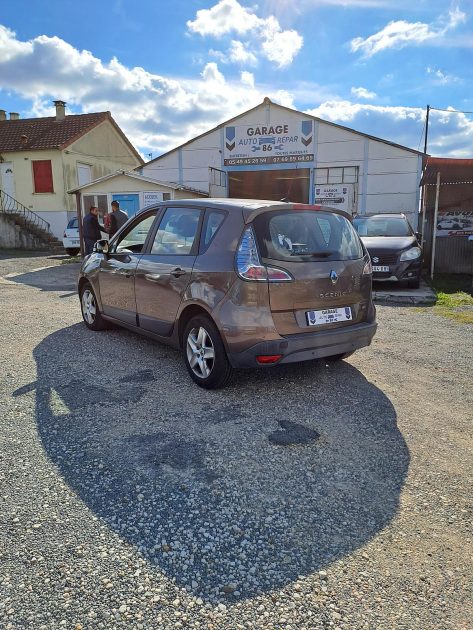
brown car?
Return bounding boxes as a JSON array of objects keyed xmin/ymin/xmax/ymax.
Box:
[{"xmin": 78, "ymin": 199, "xmax": 376, "ymax": 388}]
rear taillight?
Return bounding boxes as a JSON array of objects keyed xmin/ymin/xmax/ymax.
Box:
[
  {"xmin": 363, "ymin": 259, "xmax": 372, "ymax": 275},
  {"xmin": 256, "ymin": 354, "xmax": 282, "ymax": 364},
  {"xmin": 63, "ymin": 232, "xmax": 67, "ymax": 238},
  {"xmin": 236, "ymin": 227, "xmax": 292, "ymax": 282}
]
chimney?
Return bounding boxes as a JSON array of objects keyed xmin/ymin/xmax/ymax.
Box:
[
  {"xmin": 0, "ymin": 110, "xmax": 6, "ymax": 121},
  {"xmin": 9, "ymin": 112, "xmax": 19, "ymax": 120},
  {"xmin": 54, "ymin": 100, "xmax": 66, "ymax": 121}
]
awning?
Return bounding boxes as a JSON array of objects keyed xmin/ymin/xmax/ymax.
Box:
[{"xmin": 420, "ymin": 157, "xmax": 473, "ymax": 186}]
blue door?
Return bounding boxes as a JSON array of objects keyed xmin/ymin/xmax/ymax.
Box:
[{"xmin": 112, "ymin": 194, "xmax": 140, "ymax": 218}]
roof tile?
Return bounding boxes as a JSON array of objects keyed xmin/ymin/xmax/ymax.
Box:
[{"xmin": 0, "ymin": 112, "xmax": 109, "ymax": 152}]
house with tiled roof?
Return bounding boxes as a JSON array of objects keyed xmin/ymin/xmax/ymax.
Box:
[{"xmin": 0, "ymin": 101, "xmax": 143, "ymax": 240}]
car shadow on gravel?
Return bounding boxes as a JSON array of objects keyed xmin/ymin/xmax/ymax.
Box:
[
  {"xmin": 7, "ymin": 263, "xmax": 80, "ymax": 292},
  {"xmin": 20, "ymin": 323, "xmax": 410, "ymax": 603}
]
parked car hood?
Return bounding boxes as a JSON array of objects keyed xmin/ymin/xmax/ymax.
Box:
[{"xmin": 360, "ymin": 236, "xmax": 417, "ymax": 251}]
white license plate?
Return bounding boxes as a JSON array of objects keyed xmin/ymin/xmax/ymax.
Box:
[
  {"xmin": 306, "ymin": 307, "xmax": 352, "ymax": 326},
  {"xmin": 372, "ymin": 265, "xmax": 390, "ymax": 272},
  {"xmin": 71, "ymin": 240, "xmax": 80, "ymax": 245}
]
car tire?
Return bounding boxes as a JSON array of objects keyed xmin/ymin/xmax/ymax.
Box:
[
  {"xmin": 407, "ymin": 277, "xmax": 420, "ymax": 289},
  {"xmin": 324, "ymin": 351, "xmax": 354, "ymax": 362},
  {"xmin": 80, "ymin": 282, "xmax": 108, "ymax": 331},
  {"xmin": 183, "ymin": 315, "xmax": 234, "ymax": 389},
  {"xmin": 66, "ymin": 248, "xmax": 80, "ymax": 256}
]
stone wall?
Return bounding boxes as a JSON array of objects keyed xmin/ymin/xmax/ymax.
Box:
[{"xmin": 0, "ymin": 214, "xmax": 47, "ymax": 249}]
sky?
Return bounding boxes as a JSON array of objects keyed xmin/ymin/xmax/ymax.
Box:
[{"xmin": 0, "ymin": 0, "xmax": 472, "ymax": 160}]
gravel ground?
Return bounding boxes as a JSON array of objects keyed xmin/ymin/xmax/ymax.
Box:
[{"xmin": 0, "ymin": 255, "xmax": 472, "ymax": 629}]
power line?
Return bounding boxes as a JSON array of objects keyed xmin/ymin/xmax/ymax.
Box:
[{"xmin": 429, "ymin": 106, "xmax": 473, "ymax": 115}]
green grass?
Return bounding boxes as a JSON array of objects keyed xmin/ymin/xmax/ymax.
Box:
[
  {"xmin": 61, "ymin": 256, "xmax": 82, "ymax": 264},
  {"xmin": 429, "ymin": 274, "xmax": 473, "ymax": 324}
]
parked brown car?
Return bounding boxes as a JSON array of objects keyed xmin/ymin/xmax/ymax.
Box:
[{"xmin": 78, "ymin": 199, "xmax": 377, "ymax": 388}]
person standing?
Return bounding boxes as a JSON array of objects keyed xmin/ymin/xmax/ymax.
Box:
[
  {"xmin": 107, "ymin": 200, "xmax": 128, "ymax": 237},
  {"xmin": 82, "ymin": 206, "xmax": 104, "ymax": 256}
]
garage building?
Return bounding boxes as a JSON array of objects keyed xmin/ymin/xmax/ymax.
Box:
[{"xmin": 140, "ymin": 97, "xmax": 424, "ymax": 228}]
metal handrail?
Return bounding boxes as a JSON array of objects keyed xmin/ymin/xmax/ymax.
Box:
[{"xmin": 0, "ymin": 189, "xmax": 51, "ymax": 234}]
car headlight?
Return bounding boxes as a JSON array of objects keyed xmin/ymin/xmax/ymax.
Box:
[{"xmin": 400, "ymin": 246, "xmax": 421, "ymax": 261}]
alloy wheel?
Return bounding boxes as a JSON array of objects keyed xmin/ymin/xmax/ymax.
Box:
[
  {"xmin": 81, "ymin": 289, "xmax": 97, "ymax": 325},
  {"xmin": 186, "ymin": 326, "xmax": 215, "ymax": 378}
]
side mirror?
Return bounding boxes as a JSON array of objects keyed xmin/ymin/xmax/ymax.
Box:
[{"xmin": 93, "ymin": 239, "xmax": 109, "ymax": 254}]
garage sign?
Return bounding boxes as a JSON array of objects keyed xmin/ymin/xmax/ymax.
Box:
[
  {"xmin": 224, "ymin": 120, "xmax": 314, "ymax": 166},
  {"xmin": 314, "ymin": 184, "xmax": 354, "ymax": 213},
  {"xmin": 436, "ymin": 210, "xmax": 473, "ymax": 236}
]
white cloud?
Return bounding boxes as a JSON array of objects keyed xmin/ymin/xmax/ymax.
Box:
[
  {"xmin": 228, "ymin": 40, "xmax": 258, "ymax": 65},
  {"xmin": 350, "ymin": 8, "xmax": 466, "ymax": 57},
  {"xmin": 186, "ymin": 0, "xmax": 260, "ymax": 37},
  {"xmin": 261, "ymin": 24, "xmax": 303, "ymax": 67},
  {"xmin": 306, "ymin": 99, "xmax": 473, "ymax": 157},
  {"xmin": 187, "ymin": 0, "xmax": 303, "ymax": 68},
  {"xmin": 240, "ymin": 70, "xmax": 255, "ymax": 87},
  {"xmin": 351, "ymin": 86, "xmax": 377, "ymax": 99},
  {"xmin": 426, "ymin": 66, "xmax": 459, "ymax": 85}
]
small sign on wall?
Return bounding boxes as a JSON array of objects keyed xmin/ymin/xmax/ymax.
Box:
[
  {"xmin": 143, "ymin": 191, "xmax": 165, "ymax": 207},
  {"xmin": 314, "ymin": 184, "xmax": 354, "ymax": 213}
]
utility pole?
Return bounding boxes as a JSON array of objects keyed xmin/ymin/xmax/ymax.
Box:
[
  {"xmin": 419, "ymin": 105, "xmax": 430, "ymax": 250},
  {"xmin": 423, "ymin": 105, "xmax": 430, "ymax": 155}
]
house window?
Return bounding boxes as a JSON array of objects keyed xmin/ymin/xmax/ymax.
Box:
[
  {"xmin": 77, "ymin": 163, "xmax": 92, "ymax": 186},
  {"xmin": 315, "ymin": 166, "xmax": 359, "ymax": 185},
  {"xmin": 83, "ymin": 194, "xmax": 108, "ymax": 220},
  {"xmin": 32, "ymin": 160, "xmax": 54, "ymax": 193}
]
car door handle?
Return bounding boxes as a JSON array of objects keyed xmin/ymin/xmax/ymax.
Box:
[
  {"xmin": 171, "ymin": 268, "xmax": 186, "ymax": 277},
  {"xmin": 144, "ymin": 273, "xmax": 161, "ymax": 282}
]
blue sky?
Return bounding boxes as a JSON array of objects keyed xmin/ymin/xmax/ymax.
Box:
[{"xmin": 0, "ymin": 0, "xmax": 472, "ymax": 159}]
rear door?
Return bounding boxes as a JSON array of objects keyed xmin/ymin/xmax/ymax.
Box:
[
  {"xmin": 252, "ymin": 209, "xmax": 369, "ymax": 336},
  {"xmin": 134, "ymin": 206, "xmax": 202, "ymax": 336}
]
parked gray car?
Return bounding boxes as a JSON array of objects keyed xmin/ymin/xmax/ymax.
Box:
[{"xmin": 78, "ymin": 199, "xmax": 377, "ymax": 388}]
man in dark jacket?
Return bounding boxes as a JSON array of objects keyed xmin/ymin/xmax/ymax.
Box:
[
  {"xmin": 108, "ymin": 201, "xmax": 128, "ymax": 237},
  {"xmin": 82, "ymin": 206, "xmax": 104, "ymax": 255}
]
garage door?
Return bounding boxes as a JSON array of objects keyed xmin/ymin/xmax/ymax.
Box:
[{"xmin": 228, "ymin": 168, "xmax": 310, "ymax": 203}]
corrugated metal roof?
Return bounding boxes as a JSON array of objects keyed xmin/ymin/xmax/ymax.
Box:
[
  {"xmin": 68, "ymin": 169, "xmax": 208, "ymax": 196},
  {"xmin": 420, "ymin": 156, "xmax": 473, "ymax": 185}
]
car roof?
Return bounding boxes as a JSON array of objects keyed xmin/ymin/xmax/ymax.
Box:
[{"xmin": 136, "ymin": 198, "xmax": 352, "ymax": 222}]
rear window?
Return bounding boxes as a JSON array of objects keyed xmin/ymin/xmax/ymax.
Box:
[
  {"xmin": 253, "ymin": 210, "xmax": 363, "ymax": 262},
  {"xmin": 67, "ymin": 218, "xmax": 78, "ymax": 229},
  {"xmin": 354, "ymin": 216, "xmax": 413, "ymax": 237}
]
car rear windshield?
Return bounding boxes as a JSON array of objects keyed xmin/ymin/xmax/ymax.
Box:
[
  {"xmin": 67, "ymin": 218, "xmax": 78, "ymax": 229},
  {"xmin": 253, "ymin": 210, "xmax": 363, "ymax": 262},
  {"xmin": 354, "ymin": 216, "xmax": 412, "ymax": 237}
]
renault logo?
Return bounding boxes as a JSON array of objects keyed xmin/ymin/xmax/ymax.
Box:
[{"xmin": 330, "ymin": 270, "xmax": 338, "ymax": 285}]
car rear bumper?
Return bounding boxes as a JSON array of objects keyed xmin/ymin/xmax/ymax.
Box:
[
  {"xmin": 227, "ymin": 320, "xmax": 377, "ymax": 368},
  {"xmin": 63, "ymin": 237, "xmax": 81, "ymax": 248}
]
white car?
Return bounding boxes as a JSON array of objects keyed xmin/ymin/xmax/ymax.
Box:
[
  {"xmin": 437, "ymin": 218, "xmax": 461, "ymax": 230},
  {"xmin": 63, "ymin": 217, "xmax": 80, "ymax": 255}
]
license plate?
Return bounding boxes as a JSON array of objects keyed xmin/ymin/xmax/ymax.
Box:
[
  {"xmin": 306, "ymin": 307, "xmax": 352, "ymax": 326},
  {"xmin": 71, "ymin": 240, "xmax": 80, "ymax": 245},
  {"xmin": 372, "ymin": 265, "xmax": 390, "ymax": 272}
]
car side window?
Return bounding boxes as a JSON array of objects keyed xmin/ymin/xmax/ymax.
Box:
[
  {"xmin": 113, "ymin": 212, "xmax": 157, "ymax": 254},
  {"xmin": 200, "ymin": 210, "xmax": 226, "ymax": 253},
  {"xmin": 151, "ymin": 207, "xmax": 201, "ymax": 255}
]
